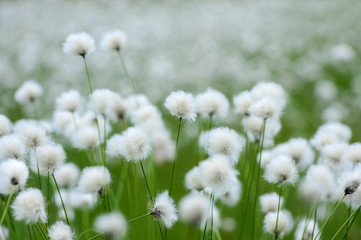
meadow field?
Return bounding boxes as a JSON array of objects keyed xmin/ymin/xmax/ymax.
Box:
[{"xmin": 1, "ymin": 0, "xmax": 361, "ymax": 239}]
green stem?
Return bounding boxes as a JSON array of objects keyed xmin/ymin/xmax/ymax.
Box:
[
  {"xmin": 0, "ymin": 191, "xmax": 13, "ymax": 226},
  {"xmin": 27, "ymin": 225, "xmax": 33, "ymax": 240},
  {"xmin": 35, "ymin": 223, "xmax": 47, "ymax": 240},
  {"xmin": 331, "ymin": 205, "xmax": 361, "ymax": 240},
  {"xmin": 139, "ymin": 161, "xmax": 154, "ymax": 203},
  {"xmin": 169, "ymin": 118, "xmax": 182, "ymax": 196},
  {"xmin": 52, "ymin": 174, "xmax": 70, "ymax": 225},
  {"xmin": 117, "ymin": 52, "xmax": 137, "ymax": 93},
  {"xmin": 342, "ymin": 206, "xmax": 361, "ymax": 239},
  {"xmin": 274, "ymin": 185, "xmax": 283, "ymax": 240},
  {"xmin": 208, "ymin": 115, "xmax": 213, "ymax": 130},
  {"xmin": 311, "ymin": 203, "xmax": 318, "ymax": 239},
  {"xmin": 88, "ymin": 233, "xmax": 103, "ymax": 240},
  {"xmin": 103, "ymin": 116, "xmax": 107, "ymax": 165},
  {"xmin": 83, "ymin": 56, "xmax": 93, "ymax": 94},
  {"xmin": 76, "ymin": 229, "xmax": 99, "ymax": 240},
  {"xmin": 210, "ymin": 194, "xmax": 215, "ymax": 240},
  {"xmin": 47, "ymin": 172, "xmax": 50, "ymax": 225}
]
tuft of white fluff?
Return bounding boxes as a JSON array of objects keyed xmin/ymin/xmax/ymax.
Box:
[
  {"xmin": 310, "ymin": 130, "xmax": 340, "ymax": 152},
  {"xmin": 250, "ymin": 82, "xmax": 286, "ymax": 105},
  {"xmin": 125, "ymin": 94, "xmax": 150, "ymax": 112},
  {"xmin": 63, "ymin": 32, "xmax": 95, "ymax": 57},
  {"xmin": 152, "ymin": 131, "xmax": 175, "ymax": 165},
  {"xmin": 106, "ymin": 134, "xmax": 122, "ymax": 158},
  {"xmin": 101, "ymin": 30, "xmax": 127, "ymax": 52},
  {"xmin": 233, "ymin": 91, "xmax": 254, "ymax": 115},
  {"xmin": 342, "ymin": 143, "xmax": 361, "ymax": 166},
  {"xmin": 94, "ymin": 212, "xmax": 127, "ymax": 238},
  {"xmin": 320, "ymin": 142, "xmax": 350, "ymax": 174},
  {"xmin": 205, "ymin": 127, "xmax": 243, "ymax": 165},
  {"xmin": 199, "ymin": 206, "xmax": 221, "ymax": 231},
  {"xmin": 259, "ymin": 150, "xmax": 272, "ymax": 168},
  {"xmin": 199, "ymin": 155, "xmax": 238, "ymax": 195},
  {"xmin": 295, "ymin": 218, "xmax": 319, "ymax": 240},
  {"xmin": 195, "ymin": 88, "xmax": 229, "ymax": 118},
  {"xmin": 14, "ymin": 80, "xmax": 43, "ymax": 104},
  {"xmin": 0, "ymin": 159, "xmax": 29, "ymax": 194},
  {"xmin": 71, "ymin": 126, "xmax": 99, "ymax": 149},
  {"xmin": 54, "ymin": 163, "xmax": 80, "ymax": 188},
  {"xmin": 117, "ymin": 127, "xmax": 151, "ymax": 162},
  {"xmin": 242, "ymin": 115, "xmax": 264, "ymax": 141},
  {"xmin": 52, "ymin": 111, "xmax": 73, "ymax": 134},
  {"xmin": 248, "ymin": 96, "xmax": 284, "ymax": 120},
  {"xmin": 264, "ymin": 155, "xmax": 298, "ymax": 185},
  {"xmin": 90, "ymin": 89, "xmax": 116, "ymax": 117},
  {"xmin": 260, "ymin": 192, "xmax": 284, "ymax": 213},
  {"xmin": 0, "ymin": 115, "xmax": 12, "ymax": 136},
  {"xmin": 33, "ymin": 144, "xmax": 66, "ymax": 176},
  {"xmin": 299, "ymin": 164, "xmax": 335, "ymax": 202},
  {"xmin": 0, "ymin": 226, "xmax": 8, "ymax": 240},
  {"xmin": 185, "ymin": 166, "xmax": 204, "ymax": 191},
  {"xmin": 54, "ymin": 190, "xmax": 97, "ymax": 209},
  {"xmin": 15, "ymin": 121, "xmax": 48, "ymax": 150},
  {"xmin": 220, "ymin": 178, "xmax": 242, "ymax": 206},
  {"xmin": 164, "ymin": 91, "xmax": 196, "ymax": 121},
  {"xmin": 150, "ymin": 191, "xmax": 178, "ymax": 229},
  {"xmin": 179, "ymin": 192, "xmax": 209, "ymax": 226},
  {"xmin": 0, "ymin": 134, "xmax": 26, "ymax": 160},
  {"xmin": 56, "ymin": 90, "xmax": 82, "ymax": 113},
  {"xmin": 318, "ymin": 122, "xmax": 352, "ymax": 142},
  {"xmin": 48, "ymin": 221, "xmax": 74, "ymax": 240},
  {"xmin": 78, "ymin": 166, "xmax": 111, "ymax": 194},
  {"xmin": 107, "ymin": 93, "xmax": 127, "ymax": 122},
  {"xmin": 12, "ymin": 188, "xmax": 47, "ymax": 224},
  {"xmin": 336, "ymin": 167, "xmax": 361, "ymax": 208},
  {"xmin": 264, "ymin": 210, "xmax": 292, "ymax": 238}
]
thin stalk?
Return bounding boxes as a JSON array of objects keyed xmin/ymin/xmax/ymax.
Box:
[
  {"xmin": 94, "ymin": 118, "xmax": 105, "ymax": 166},
  {"xmin": 208, "ymin": 115, "xmax": 213, "ymax": 130},
  {"xmin": 342, "ymin": 206, "xmax": 361, "ymax": 239},
  {"xmin": 202, "ymin": 192, "xmax": 214, "ymax": 240},
  {"xmin": 274, "ymin": 185, "xmax": 283, "ymax": 240},
  {"xmin": 210, "ymin": 194, "xmax": 215, "ymax": 240},
  {"xmin": 117, "ymin": 52, "xmax": 137, "ymax": 93},
  {"xmin": 344, "ymin": 206, "xmax": 352, "ymax": 240},
  {"xmin": 52, "ymin": 174, "xmax": 70, "ymax": 225},
  {"xmin": 34, "ymin": 149, "xmax": 42, "ymax": 190},
  {"xmin": 47, "ymin": 172, "xmax": 50, "ymax": 225},
  {"xmin": 76, "ymin": 229, "xmax": 99, "ymax": 240},
  {"xmin": 105, "ymin": 186, "xmax": 111, "ymax": 212},
  {"xmin": 88, "ymin": 233, "xmax": 103, "ymax": 240},
  {"xmin": 127, "ymin": 213, "xmax": 151, "ymax": 224},
  {"xmin": 315, "ymin": 195, "xmax": 345, "ymax": 239},
  {"xmin": 27, "ymin": 225, "xmax": 33, "ymax": 240},
  {"xmin": 169, "ymin": 118, "xmax": 182, "ymax": 196},
  {"xmin": 103, "ymin": 116, "xmax": 107, "ymax": 164},
  {"xmin": 331, "ymin": 206, "xmax": 361, "ymax": 240},
  {"xmin": 0, "ymin": 191, "xmax": 13, "ymax": 226},
  {"xmin": 311, "ymin": 203, "xmax": 318, "ymax": 239},
  {"xmin": 35, "ymin": 223, "xmax": 47, "ymax": 240},
  {"xmin": 83, "ymin": 56, "xmax": 93, "ymax": 94},
  {"xmin": 139, "ymin": 161, "xmax": 154, "ymax": 203}
]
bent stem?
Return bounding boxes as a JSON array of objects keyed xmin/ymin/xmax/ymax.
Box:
[
  {"xmin": 117, "ymin": 52, "xmax": 137, "ymax": 93},
  {"xmin": 127, "ymin": 213, "xmax": 151, "ymax": 224},
  {"xmin": 82, "ymin": 56, "xmax": 93, "ymax": 94},
  {"xmin": 0, "ymin": 190, "xmax": 14, "ymax": 226},
  {"xmin": 274, "ymin": 185, "xmax": 283, "ymax": 240},
  {"xmin": 52, "ymin": 174, "xmax": 70, "ymax": 225},
  {"xmin": 169, "ymin": 118, "xmax": 182, "ymax": 196}
]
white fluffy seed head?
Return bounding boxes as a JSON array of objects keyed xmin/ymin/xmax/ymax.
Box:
[
  {"xmin": 336, "ymin": 167, "xmax": 361, "ymax": 208},
  {"xmin": 12, "ymin": 188, "xmax": 47, "ymax": 224},
  {"xmin": 33, "ymin": 144, "xmax": 66, "ymax": 176},
  {"xmin": 220, "ymin": 178, "xmax": 242, "ymax": 206},
  {"xmin": 118, "ymin": 127, "xmax": 151, "ymax": 162},
  {"xmin": 54, "ymin": 163, "xmax": 80, "ymax": 188},
  {"xmin": 78, "ymin": 166, "xmax": 111, "ymax": 194},
  {"xmin": 295, "ymin": 218, "xmax": 319, "ymax": 240},
  {"xmin": 52, "ymin": 111, "xmax": 73, "ymax": 134},
  {"xmin": 248, "ymin": 96, "xmax": 284, "ymax": 120},
  {"xmin": 91, "ymin": 89, "xmax": 116, "ymax": 116},
  {"xmin": 310, "ymin": 130, "xmax": 340, "ymax": 152},
  {"xmin": 0, "ymin": 115, "xmax": 12, "ymax": 137},
  {"xmin": 242, "ymin": 115, "xmax": 263, "ymax": 140},
  {"xmin": 342, "ymin": 143, "xmax": 361, "ymax": 165},
  {"xmin": 63, "ymin": 32, "xmax": 95, "ymax": 57},
  {"xmin": 94, "ymin": 212, "xmax": 127, "ymax": 239},
  {"xmin": 150, "ymin": 191, "xmax": 178, "ymax": 229},
  {"xmin": 0, "ymin": 159, "xmax": 29, "ymax": 194},
  {"xmin": 152, "ymin": 131, "xmax": 175, "ymax": 165},
  {"xmin": 164, "ymin": 91, "xmax": 196, "ymax": 121},
  {"xmin": 195, "ymin": 88, "xmax": 229, "ymax": 118},
  {"xmin": 199, "ymin": 155, "xmax": 238, "ymax": 195},
  {"xmin": 260, "ymin": 192, "xmax": 284, "ymax": 213},
  {"xmin": 264, "ymin": 155, "xmax": 298, "ymax": 185},
  {"xmin": 179, "ymin": 192, "xmax": 209, "ymax": 226},
  {"xmin": 107, "ymin": 94, "xmax": 127, "ymax": 122},
  {"xmin": 185, "ymin": 166, "xmax": 204, "ymax": 191},
  {"xmin": 15, "ymin": 122, "xmax": 48, "ymax": 150},
  {"xmin": 56, "ymin": 90, "xmax": 81, "ymax": 113},
  {"xmin": 319, "ymin": 122, "xmax": 352, "ymax": 142},
  {"xmin": 233, "ymin": 91, "xmax": 254, "ymax": 115},
  {"xmin": 206, "ymin": 127, "xmax": 243, "ymax": 165},
  {"xmin": 101, "ymin": 30, "xmax": 127, "ymax": 52},
  {"xmin": 48, "ymin": 221, "xmax": 74, "ymax": 240},
  {"xmin": 0, "ymin": 134, "xmax": 26, "ymax": 160},
  {"xmin": 72, "ymin": 126, "xmax": 100, "ymax": 149},
  {"xmin": 264, "ymin": 210, "xmax": 292, "ymax": 238},
  {"xmin": 14, "ymin": 80, "xmax": 43, "ymax": 104},
  {"xmin": 106, "ymin": 134, "xmax": 122, "ymax": 158},
  {"xmin": 251, "ymin": 82, "xmax": 286, "ymax": 105}
]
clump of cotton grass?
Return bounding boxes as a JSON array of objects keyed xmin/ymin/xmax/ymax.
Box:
[
  {"xmin": 78, "ymin": 166, "xmax": 111, "ymax": 195},
  {"xmin": 101, "ymin": 30, "xmax": 127, "ymax": 52},
  {"xmin": 71, "ymin": 126, "xmax": 100, "ymax": 149},
  {"xmin": 0, "ymin": 159, "xmax": 29, "ymax": 194},
  {"xmin": 164, "ymin": 91, "xmax": 196, "ymax": 121},
  {"xmin": 260, "ymin": 193, "xmax": 284, "ymax": 213},
  {"xmin": 11, "ymin": 188, "xmax": 47, "ymax": 224},
  {"xmin": 0, "ymin": 134, "xmax": 26, "ymax": 160},
  {"xmin": 54, "ymin": 163, "xmax": 80, "ymax": 188},
  {"xmin": 199, "ymin": 155, "xmax": 238, "ymax": 196},
  {"xmin": 204, "ymin": 127, "xmax": 243, "ymax": 165},
  {"xmin": 195, "ymin": 88, "xmax": 229, "ymax": 119},
  {"xmin": 233, "ymin": 91, "xmax": 254, "ymax": 116},
  {"xmin": 14, "ymin": 80, "xmax": 43, "ymax": 104},
  {"xmin": 117, "ymin": 127, "xmax": 151, "ymax": 162},
  {"xmin": 179, "ymin": 192, "xmax": 209, "ymax": 226},
  {"xmin": 0, "ymin": 115, "xmax": 11, "ymax": 137},
  {"xmin": 150, "ymin": 191, "xmax": 178, "ymax": 229},
  {"xmin": 295, "ymin": 218, "xmax": 319, "ymax": 240},
  {"xmin": 264, "ymin": 155, "xmax": 298, "ymax": 185},
  {"xmin": 185, "ymin": 166, "xmax": 204, "ymax": 192},
  {"xmin": 94, "ymin": 212, "xmax": 127, "ymax": 239},
  {"xmin": 263, "ymin": 210, "xmax": 292, "ymax": 239},
  {"xmin": 63, "ymin": 32, "xmax": 95, "ymax": 57},
  {"xmin": 48, "ymin": 221, "xmax": 74, "ymax": 240},
  {"xmin": 56, "ymin": 90, "xmax": 82, "ymax": 113},
  {"xmin": 32, "ymin": 143, "xmax": 66, "ymax": 176}
]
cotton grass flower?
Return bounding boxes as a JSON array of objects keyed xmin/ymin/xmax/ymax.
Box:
[
  {"xmin": 150, "ymin": 191, "xmax": 178, "ymax": 228},
  {"xmin": 12, "ymin": 188, "xmax": 47, "ymax": 224},
  {"xmin": 94, "ymin": 212, "xmax": 127, "ymax": 238},
  {"xmin": 264, "ymin": 210, "xmax": 292, "ymax": 238},
  {"xmin": 54, "ymin": 163, "xmax": 80, "ymax": 188},
  {"xmin": 264, "ymin": 155, "xmax": 298, "ymax": 185},
  {"xmin": 199, "ymin": 155, "xmax": 238, "ymax": 195},
  {"xmin": 151, "ymin": 131, "xmax": 175, "ymax": 165},
  {"xmin": 220, "ymin": 178, "xmax": 242, "ymax": 206},
  {"xmin": 90, "ymin": 89, "xmax": 116, "ymax": 117},
  {"xmin": 48, "ymin": 221, "xmax": 74, "ymax": 240},
  {"xmin": 32, "ymin": 143, "xmax": 66, "ymax": 176},
  {"xmin": 15, "ymin": 122, "xmax": 48, "ymax": 150},
  {"xmin": 0, "ymin": 115, "xmax": 11, "ymax": 136},
  {"xmin": 195, "ymin": 88, "xmax": 229, "ymax": 118},
  {"xmin": 295, "ymin": 218, "xmax": 319, "ymax": 240},
  {"xmin": 248, "ymin": 96, "xmax": 284, "ymax": 120},
  {"xmin": 78, "ymin": 166, "xmax": 111, "ymax": 194},
  {"xmin": 63, "ymin": 32, "xmax": 95, "ymax": 57},
  {"xmin": 251, "ymin": 82, "xmax": 286, "ymax": 105},
  {"xmin": 0, "ymin": 134, "xmax": 26, "ymax": 160},
  {"xmin": 0, "ymin": 159, "xmax": 29, "ymax": 194},
  {"xmin": 179, "ymin": 192, "xmax": 209, "ymax": 226},
  {"xmin": 56, "ymin": 90, "xmax": 82, "ymax": 113},
  {"xmin": 117, "ymin": 127, "xmax": 151, "ymax": 162},
  {"xmin": 185, "ymin": 166, "xmax": 204, "ymax": 191},
  {"xmin": 14, "ymin": 80, "xmax": 43, "ymax": 104},
  {"xmin": 101, "ymin": 30, "xmax": 127, "ymax": 52},
  {"xmin": 71, "ymin": 126, "xmax": 99, "ymax": 149},
  {"xmin": 342, "ymin": 143, "xmax": 361, "ymax": 165},
  {"xmin": 233, "ymin": 91, "xmax": 254, "ymax": 116},
  {"xmin": 106, "ymin": 134, "xmax": 122, "ymax": 158},
  {"xmin": 336, "ymin": 167, "xmax": 361, "ymax": 208},
  {"xmin": 260, "ymin": 192, "xmax": 284, "ymax": 213},
  {"xmin": 164, "ymin": 91, "xmax": 196, "ymax": 121}
]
